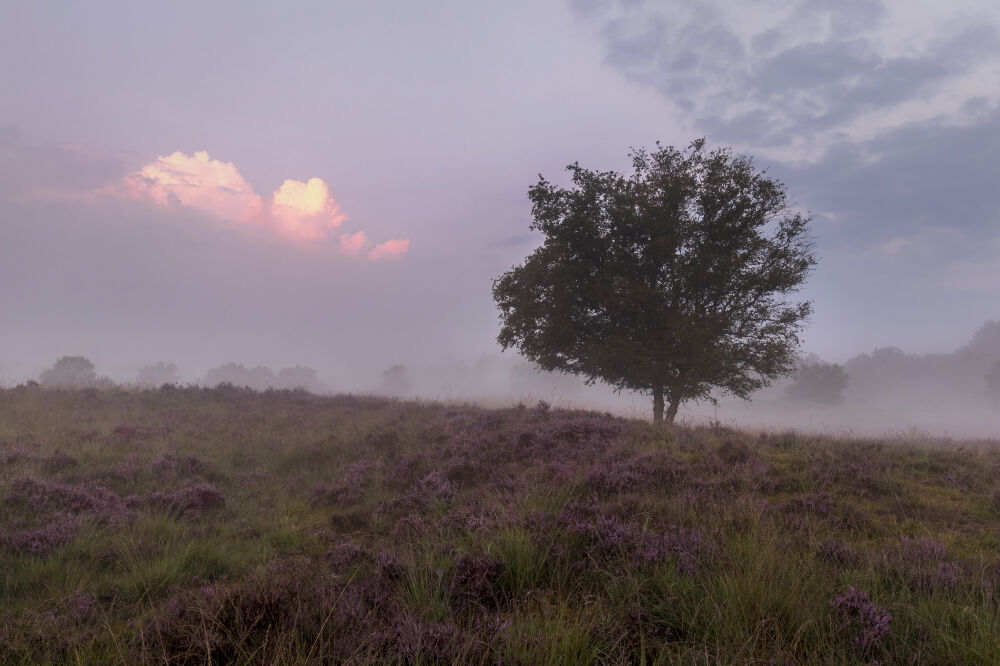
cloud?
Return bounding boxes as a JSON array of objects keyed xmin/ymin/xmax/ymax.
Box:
[
  {"xmin": 338, "ymin": 230, "xmax": 368, "ymax": 255},
  {"xmin": 271, "ymin": 177, "xmax": 346, "ymax": 243},
  {"xmin": 368, "ymin": 238, "xmax": 410, "ymax": 261},
  {"xmin": 116, "ymin": 150, "xmax": 402, "ymax": 257},
  {"xmin": 577, "ymin": 0, "xmax": 1000, "ymax": 152},
  {"xmin": 123, "ymin": 150, "xmax": 263, "ymax": 222}
]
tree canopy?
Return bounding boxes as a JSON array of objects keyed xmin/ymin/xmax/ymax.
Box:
[
  {"xmin": 493, "ymin": 139, "xmax": 816, "ymax": 424},
  {"xmin": 39, "ymin": 356, "xmax": 98, "ymax": 388},
  {"xmin": 785, "ymin": 361, "xmax": 849, "ymax": 405}
]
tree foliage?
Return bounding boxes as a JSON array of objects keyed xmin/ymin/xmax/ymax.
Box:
[
  {"xmin": 136, "ymin": 362, "xmax": 180, "ymax": 387},
  {"xmin": 785, "ymin": 361, "xmax": 849, "ymax": 405},
  {"xmin": 986, "ymin": 360, "xmax": 1000, "ymax": 405},
  {"xmin": 39, "ymin": 356, "xmax": 98, "ymax": 388},
  {"xmin": 493, "ymin": 140, "xmax": 816, "ymax": 424}
]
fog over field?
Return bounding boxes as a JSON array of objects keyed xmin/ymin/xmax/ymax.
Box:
[{"xmin": 2, "ymin": 1, "xmax": 1000, "ymax": 438}]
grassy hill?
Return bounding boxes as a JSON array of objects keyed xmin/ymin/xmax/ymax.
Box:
[{"xmin": 1, "ymin": 385, "xmax": 999, "ymax": 664}]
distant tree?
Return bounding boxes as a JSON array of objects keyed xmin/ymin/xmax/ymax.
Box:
[
  {"xmin": 986, "ymin": 360, "xmax": 1000, "ymax": 404},
  {"xmin": 136, "ymin": 362, "xmax": 180, "ymax": 387},
  {"xmin": 203, "ymin": 363, "xmax": 276, "ymax": 391},
  {"xmin": 493, "ymin": 139, "xmax": 816, "ymax": 424},
  {"xmin": 276, "ymin": 366, "xmax": 323, "ymax": 392},
  {"xmin": 39, "ymin": 356, "xmax": 98, "ymax": 388},
  {"xmin": 381, "ymin": 364, "xmax": 412, "ymax": 397},
  {"xmin": 964, "ymin": 321, "xmax": 1000, "ymax": 357},
  {"xmin": 785, "ymin": 361, "xmax": 849, "ymax": 405}
]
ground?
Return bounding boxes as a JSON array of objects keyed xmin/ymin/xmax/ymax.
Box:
[{"xmin": 1, "ymin": 385, "xmax": 999, "ymax": 664}]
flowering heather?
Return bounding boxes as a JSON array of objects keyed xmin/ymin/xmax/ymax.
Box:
[
  {"xmin": 326, "ymin": 540, "xmax": 365, "ymax": 569},
  {"xmin": 309, "ymin": 458, "xmax": 379, "ymax": 506},
  {"xmin": 587, "ymin": 457, "xmax": 642, "ymax": 494},
  {"xmin": 884, "ymin": 535, "xmax": 963, "ymax": 593},
  {"xmin": 379, "ymin": 614, "xmax": 464, "ymax": 663},
  {"xmin": 375, "ymin": 550, "xmax": 406, "ymax": 582},
  {"xmin": 817, "ymin": 539, "xmax": 862, "ymax": 567},
  {"xmin": 3, "ymin": 386, "xmax": 1000, "ymax": 664},
  {"xmin": 830, "ymin": 586, "xmax": 892, "ymax": 654},
  {"xmin": 110, "ymin": 452, "xmax": 140, "ymax": 482},
  {"xmin": 140, "ymin": 483, "xmax": 224, "ymax": 516},
  {"xmin": 150, "ymin": 452, "xmax": 210, "ymax": 481},
  {"xmin": 5, "ymin": 476, "xmax": 128, "ymax": 522},
  {"xmin": 111, "ymin": 424, "xmax": 154, "ymax": 446},
  {"xmin": 409, "ymin": 469, "xmax": 454, "ymax": 509},
  {"xmin": 40, "ymin": 450, "xmax": 79, "ymax": 474},
  {"xmin": 450, "ymin": 553, "xmax": 505, "ymax": 609},
  {"xmin": 2, "ymin": 513, "xmax": 80, "ymax": 555}
]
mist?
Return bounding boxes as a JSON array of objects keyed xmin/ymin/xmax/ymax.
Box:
[
  {"xmin": 3, "ymin": 1, "xmax": 1000, "ymax": 440},
  {"xmin": 7, "ymin": 318, "xmax": 1000, "ymax": 439}
]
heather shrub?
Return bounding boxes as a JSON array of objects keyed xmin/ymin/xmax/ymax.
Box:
[
  {"xmin": 376, "ymin": 614, "xmax": 465, "ymax": 663},
  {"xmin": 140, "ymin": 483, "xmax": 224, "ymax": 517},
  {"xmin": 449, "ymin": 553, "xmax": 506, "ymax": 610},
  {"xmin": 308, "ymin": 458, "xmax": 379, "ymax": 506},
  {"xmin": 817, "ymin": 539, "xmax": 862, "ymax": 567},
  {"xmin": 5, "ymin": 476, "xmax": 129, "ymax": 523},
  {"xmin": 587, "ymin": 456, "xmax": 642, "ymax": 495},
  {"xmin": 830, "ymin": 586, "xmax": 891, "ymax": 656},
  {"xmin": 40, "ymin": 450, "xmax": 79, "ymax": 474},
  {"xmin": 882, "ymin": 535, "xmax": 963, "ymax": 593},
  {"xmin": 2, "ymin": 387, "xmax": 1000, "ymax": 663},
  {"xmin": 2, "ymin": 513, "xmax": 80, "ymax": 555},
  {"xmin": 151, "ymin": 453, "xmax": 211, "ymax": 482}
]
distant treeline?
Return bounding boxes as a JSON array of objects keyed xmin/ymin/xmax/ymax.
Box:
[
  {"xmin": 32, "ymin": 357, "xmax": 326, "ymax": 394},
  {"xmin": 22, "ymin": 321, "xmax": 1000, "ymax": 408},
  {"xmin": 774, "ymin": 321, "xmax": 1000, "ymax": 407}
]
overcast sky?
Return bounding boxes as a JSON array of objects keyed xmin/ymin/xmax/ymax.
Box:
[{"xmin": 1, "ymin": 0, "xmax": 999, "ymax": 385}]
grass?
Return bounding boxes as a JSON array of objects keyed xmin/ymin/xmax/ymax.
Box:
[{"xmin": 1, "ymin": 383, "xmax": 999, "ymax": 663}]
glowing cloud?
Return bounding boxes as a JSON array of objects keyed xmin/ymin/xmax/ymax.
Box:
[
  {"xmin": 368, "ymin": 238, "xmax": 410, "ymax": 261},
  {"xmin": 123, "ymin": 151, "xmax": 262, "ymax": 222},
  {"xmin": 271, "ymin": 177, "xmax": 347, "ymax": 243},
  {"xmin": 338, "ymin": 230, "xmax": 369, "ymax": 255},
  {"xmin": 119, "ymin": 150, "xmax": 406, "ymax": 257}
]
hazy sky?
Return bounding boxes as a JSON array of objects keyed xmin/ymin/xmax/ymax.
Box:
[{"xmin": 2, "ymin": 0, "xmax": 999, "ymax": 384}]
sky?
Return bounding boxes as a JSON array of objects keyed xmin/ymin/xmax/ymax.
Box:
[{"xmin": 1, "ymin": 0, "xmax": 999, "ymax": 389}]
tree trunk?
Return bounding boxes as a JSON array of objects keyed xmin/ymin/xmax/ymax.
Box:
[
  {"xmin": 665, "ymin": 397, "xmax": 680, "ymax": 424},
  {"xmin": 652, "ymin": 385, "xmax": 664, "ymax": 426}
]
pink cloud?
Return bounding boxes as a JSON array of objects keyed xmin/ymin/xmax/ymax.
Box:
[
  {"xmin": 338, "ymin": 230, "xmax": 369, "ymax": 255},
  {"xmin": 368, "ymin": 238, "xmax": 410, "ymax": 261},
  {"xmin": 270, "ymin": 177, "xmax": 347, "ymax": 243},
  {"xmin": 123, "ymin": 151, "xmax": 263, "ymax": 223},
  {"xmin": 118, "ymin": 150, "xmax": 408, "ymax": 256}
]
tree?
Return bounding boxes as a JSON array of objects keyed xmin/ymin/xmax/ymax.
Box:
[
  {"xmin": 136, "ymin": 362, "xmax": 180, "ymax": 387},
  {"xmin": 276, "ymin": 366, "xmax": 323, "ymax": 392},
  {"xmin": 986, "ymin": 360, "xmax": 1000, "ymax": 405},
  {"xmin": 784, "ymin": 361, "xmax": 849, "ymax": 405},
  {"xmin": 39, "ymin": 356, "xmax": 98, "ymax": 388},
  {"xmin": 381, "ymin": 364, "xmax": 412, "ymax": 397},
  {"xmin": 203, "ymin": 363, "xmax": 276, "ymax": 390},
  {"xmin": 493, "ymin": 140, "xmax": 816, "ymax": 425}
]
